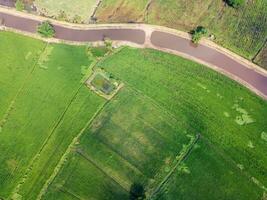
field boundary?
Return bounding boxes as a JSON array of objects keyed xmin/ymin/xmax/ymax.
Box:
[{"xmin": 147, "ymin": 134, "xmax": 200, "ymax": 199}]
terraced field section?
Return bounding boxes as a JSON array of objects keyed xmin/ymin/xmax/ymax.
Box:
[{"xmin": 0, "ymin": 32, "xmax": 105, "ymax": 199}]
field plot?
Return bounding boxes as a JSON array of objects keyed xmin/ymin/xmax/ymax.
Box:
[
  {"xmin": 34, "ymin": 0, "xmax": 99, "ymax": 23},
  {"xmin": 0, "ymin": 32, "xmax": 105, "ymax": 199},
  {"xmin": 95, "ymin": 0, "xmax": 149, "ymax": 23},
  {"xmin": 153, "ymin": 139, "xmax": 263, "ymax": 200},
  {"xmin": 147, "ymin": 0, "xmax": 267, "ymax": 59},
  {"xmin": 99, "ymin": 47, "xmax": 267, "ymax": 190},
  {"xmin": 44, "ymin": 87, "xmax": 193, "ymax": 199},
  {"xmin": 0, "ymin": 32, "xmax": 45, "ymax": 121}
]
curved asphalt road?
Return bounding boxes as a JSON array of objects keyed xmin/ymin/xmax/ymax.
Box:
[{"xmin": 0, "ymin": 11, "xmax": 267, "ymax": 100}]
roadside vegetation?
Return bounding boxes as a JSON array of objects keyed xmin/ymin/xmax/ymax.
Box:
[
  {"xmin": 37, "ymin": 21, "xmax": 55, "ymax": 38},
  {"xmin": 191, "ymin": 26, "xmax": 208, "ymax": 44},
  {"xmin": 225, "ymin": 0, "xmax": 245, "ymax": 8},
  {"xmin": 15, "ymin": 0, "xmax": 24, "ymax": 11},
  {"xmin": 0, "ymin": 32, "xmax": 266, "ymax": 200}
]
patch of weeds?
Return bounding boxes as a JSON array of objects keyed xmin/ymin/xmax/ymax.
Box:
[
  {"xmin": 224, "ymin": 112, "xmax": 230, "ymax": 118},
  {"xmin": 38, "ymin": 46, "xmax": 54, "ymax": 69},
  {"xmin": 247, "ymin": 141, "xmax": 254, "ymax": 148},
  {"xmin": 25, "ymin": 52, "xmax": 32, "ymax": 60},
  {"xmin": 261, "ymin": 132, "xmax": 267, "ymax": 142},
  {"xmin": 232, "ymin": 104, "xmax": 255, "ymax": 125},
  {"xmin": 81, "ymin": 65, "xmax": 88, "ymax": 75},
  {"xmin": 177, "ymin": 162, "xmax": 190, "ymax": 174},
  {"xmin": 237, "ymin": 164, "xmax": 244, "ymax": 170}
]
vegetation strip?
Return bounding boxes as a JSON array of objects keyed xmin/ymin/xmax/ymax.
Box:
[{"xmin": 148, "ymin": 134, "xmax": 200, "ymax": 199}]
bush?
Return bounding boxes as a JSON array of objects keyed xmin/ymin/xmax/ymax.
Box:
[
  {"xmin": 37, "ymin": 21, "xmax": 55, "ymax": 38},
  {"xmin": 72, "ymin": 15, "xmax": 82, "ymax": 24},
  {"xmin": 129, "ymin": 183, "xmax": 145, "ymax": 200},
  {"xmin": 15, "ymin": 0, "xmax": 24, "ymax": 11},
  {"xmin": 191, "ymin": 26, "xmax": 208, "ymax": 44},
  {"xmin": 226, "ymin": 0, "xmax": 245, "ymax": 8}
]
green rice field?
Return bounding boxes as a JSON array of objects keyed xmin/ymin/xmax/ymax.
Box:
[{"xmin": 0, "ymin": 32, "xmax": 266, "ymax": 200}]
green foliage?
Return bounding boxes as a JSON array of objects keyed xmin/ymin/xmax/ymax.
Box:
[
  {"xmin": 72, "ymin": 15, "xmax": 83, "ymax": 23},
  {"xmin": 57, "ymin": 10, "xmax": 67, "ymax": 21},
  {"xmin": 191, "ymin": 26, "xmax": 208, "ymax": 44},
  {"xmin": 104, "ymin": 37, "xmax": 113, "ymax": 51},
  {"xmin": 37, "ymin": 21, "xmax": 55, "ymax": 38},
  {"xmin": 226, "ymin": 0, "xmax": 245, "ymax": 8},
  {"xmin": 15, "ymin": 0, "xmax": 24, "ymax": 11}
]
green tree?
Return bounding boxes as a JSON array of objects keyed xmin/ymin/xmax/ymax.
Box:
[
  {"xmin": 37, "ymin": 21, "xmax": 55, "ymax": 38},
  {"xmin": 191, "ymin": 26, "xmax": 208, "ymax": 44},
  {"xmin": 129, "ymin": 183, "xmax": 145, "ymax": 200},
  {"xmin": 226, "ymin": 0, "xmax": 245, "ymax": 8},
  {"xmin": 15, "ymin": 0, "xmax": 24, "ymax": 11}
]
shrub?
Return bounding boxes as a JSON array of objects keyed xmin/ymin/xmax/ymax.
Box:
[
  {"xmin": 104, "ymin": 37, "xmax": 113, "ymax": 52},
  {"xmin": 72, "ymin": 15, "xmax": 82, "ymax": 24},
  {"xmin": 191, "ymin": 26, "xmax": 208, "ymax": 44},
  {"xmin": 57, "ymin": 10, "xmax": 68, "ymax": 21},
  {"xmin": 129, "ymin": 183, "xmax": 146, "ymax": 200},
  {"xmin": 37, "ymin": 21, "xmax": 55, "ymax": 38},
  {"xmin": 226, "ymin": 0, "xmax": 245, "ymax": 8},
  {"xmin": 15, "ymin": 0, "xmax": 24, "ymax": 11}
]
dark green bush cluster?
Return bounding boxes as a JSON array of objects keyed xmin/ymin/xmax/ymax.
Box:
[
  {"xmin": 37, "ymin": 21, "xmax": 55, "ymax": 38},
  {"xmin": 226, "ymin": 0, "xmax": 245, "ymax": 8},
  {"xmin": 129, "ymin": 183, "xmax": 146, "ymax": 200},
  {"xmin": 191, "ymin": 26, "xmax": 208, "ymax": 44}
]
